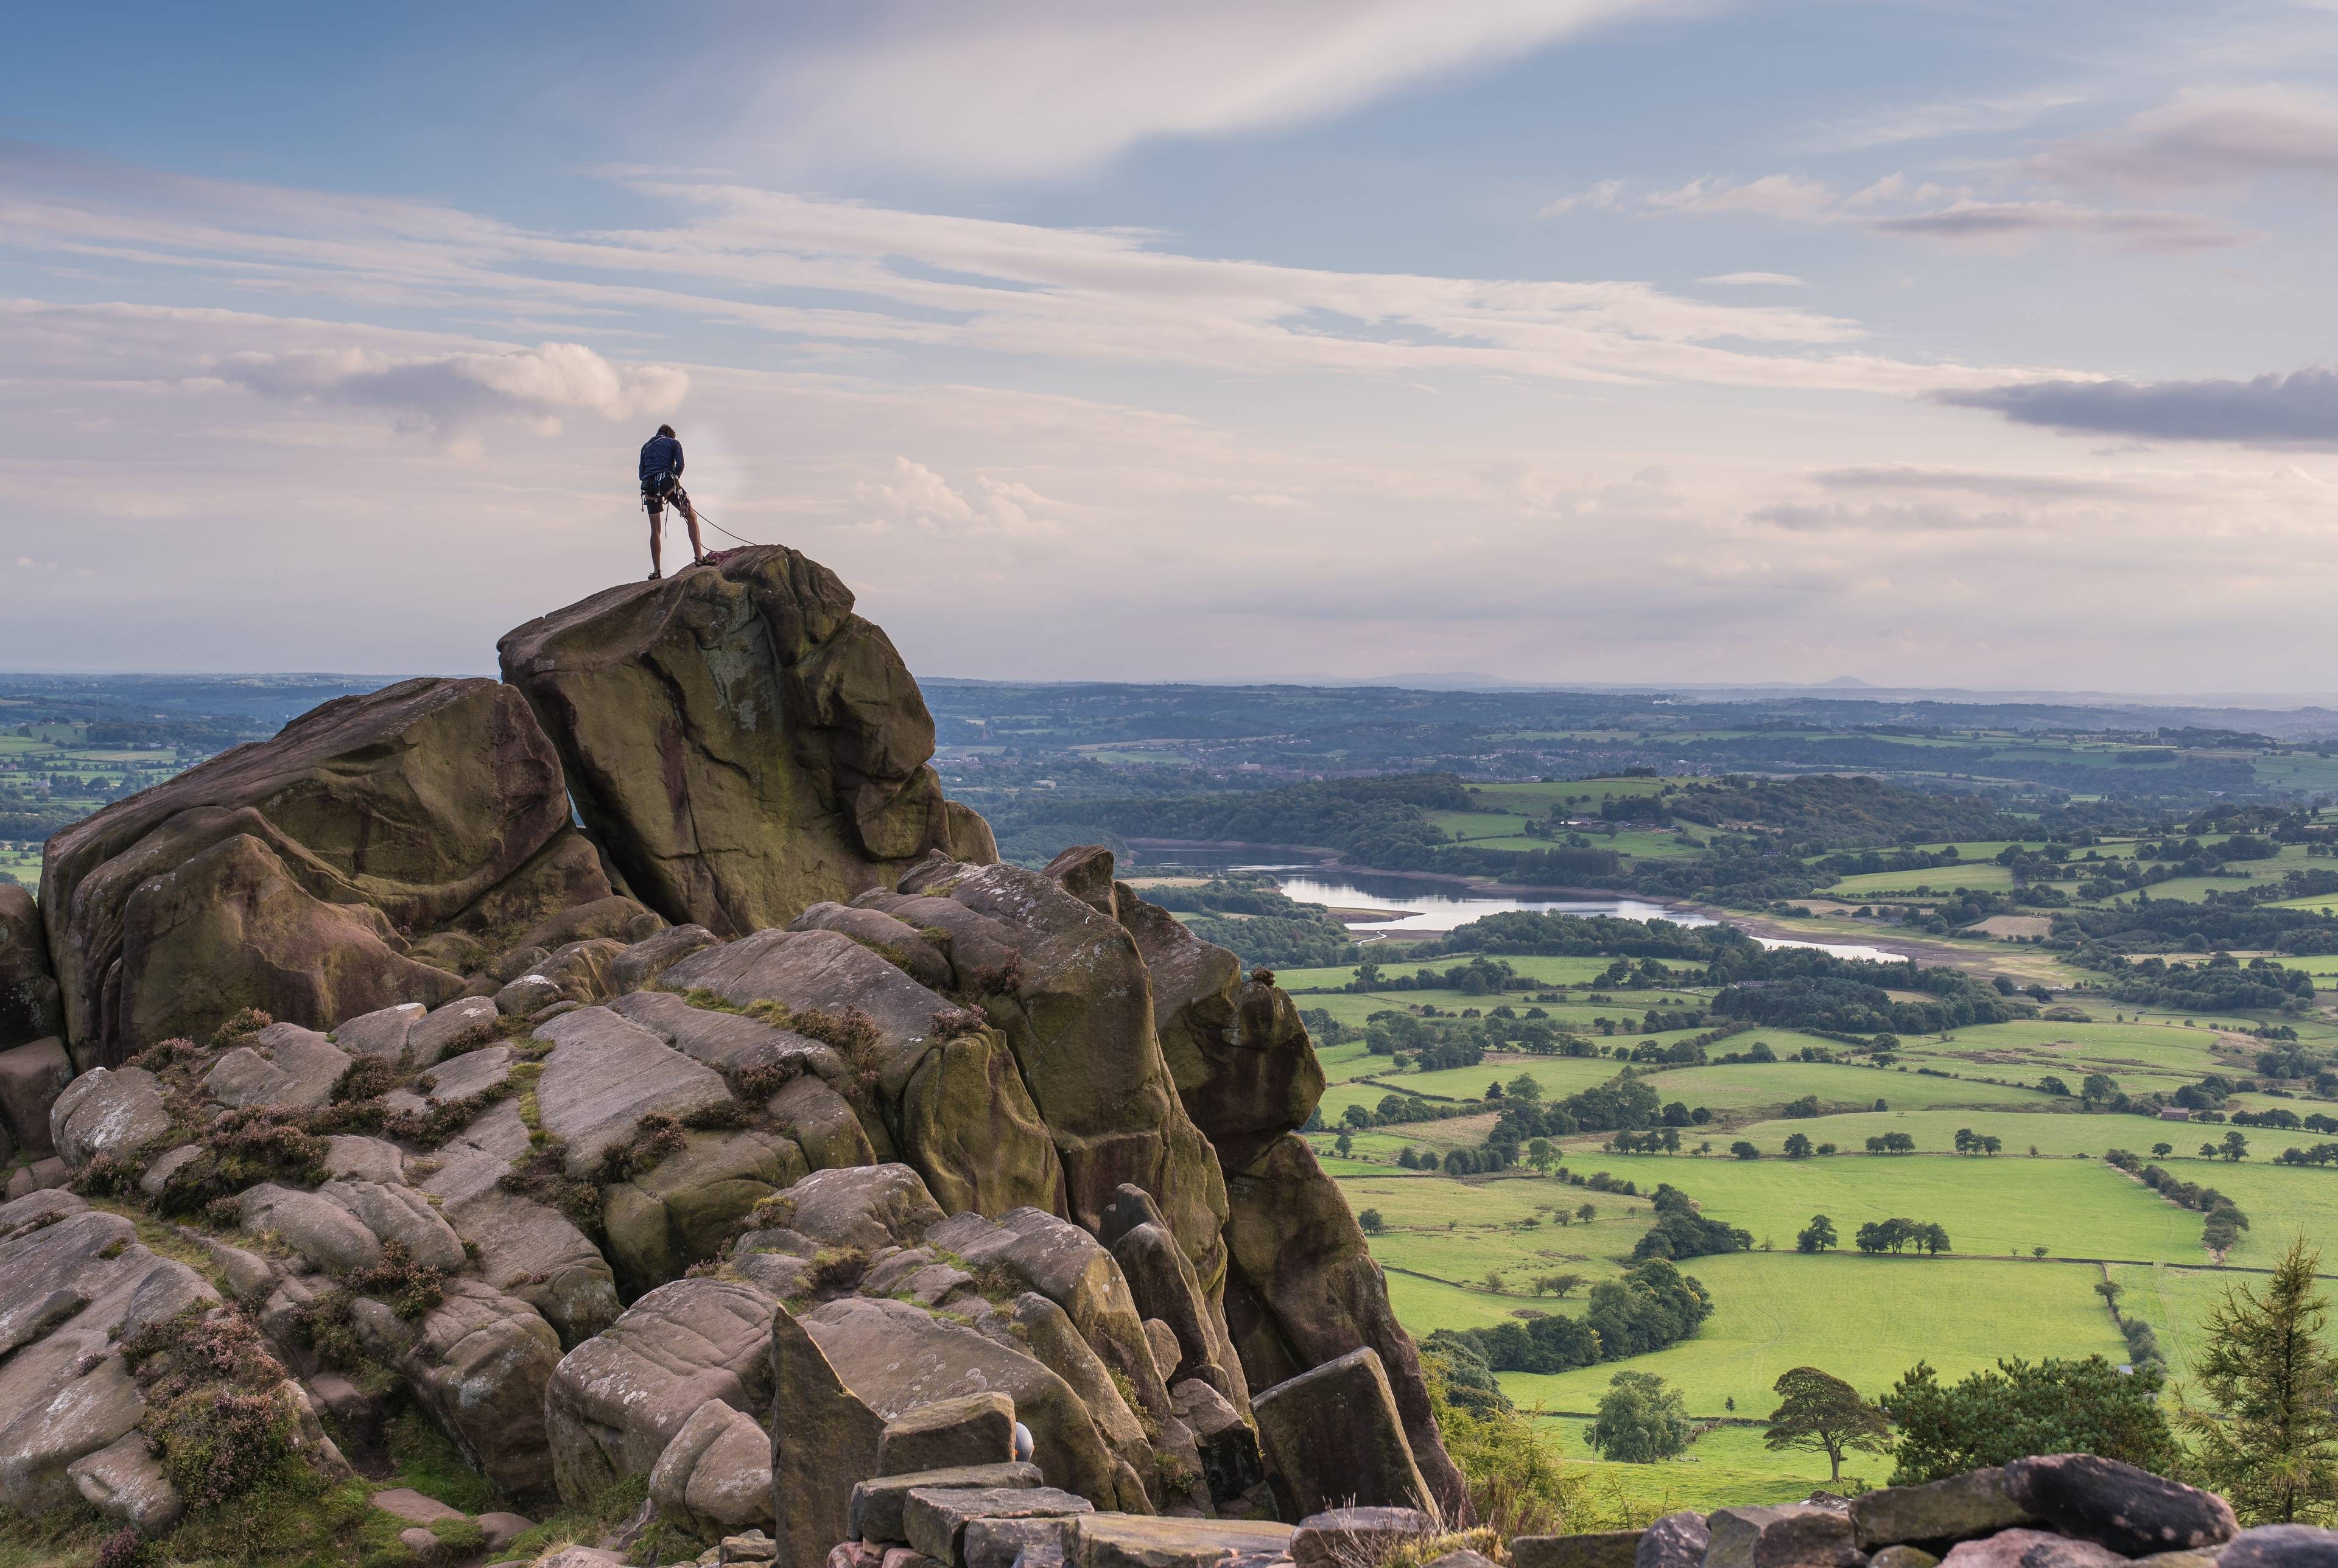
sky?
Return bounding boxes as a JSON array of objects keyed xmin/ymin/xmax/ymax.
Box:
[{"xmin": 4, "ymin": 1, "xmax": 2337, "ymax": 690}]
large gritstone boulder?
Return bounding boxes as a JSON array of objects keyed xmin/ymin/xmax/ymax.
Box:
[
  {"xmin": 39, "ymin": 676, "xmax": 637, "ymax": 1056},
  {"xmin": 1114, "ymin": 883, "xmax": 1324, "ymax": 1174},
  {"xmin": 546, "ymin": 1276, "xmax": 778, "ymax": 1504},
  {"xmin": 1252, "ymin": 1349, "xmax": 1434, "ymax": 1520},
  {"xmin": 496, "ymin": 545, "xmax": 991, "ymax": 939},
  {"xmin": 861, "ymin": 858, "xmax": 1226, "ymax": 1287},
  {"xmin": 772, "ymin": 1296, "xmax": 1120, "ymax": 1568},
  {"xmin": 0, "ymin": 886, "xmax": 61, "ymax": 1052},
  {"xmin": 661, "ymin": 929, "xmax": 1063, "ymax": 1219},
  {"xmin": 1223, "ymin": 1134, "xmax": 1464, "ymax": 1518}
]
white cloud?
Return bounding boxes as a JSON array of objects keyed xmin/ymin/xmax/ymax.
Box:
[
  {"xmin": 750, "ymin": 0, "xmax": 1693, "ymax": 180},
  {"xmin": 1639, "ymin": 173, "xmax": 1836, "ymax": 219},
  {"xmin": 853, "ymin": 457, "xmax": 1062, "ymax": 537},
  {"xmin": 216, "ymin": 341, "xmax": 687, "ymax": 436},
  {"xmin": 0, "ymin": 153, "xmax": 2069, "ymax": 397}
]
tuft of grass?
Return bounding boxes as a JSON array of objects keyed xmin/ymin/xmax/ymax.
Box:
[{"xmin": 501, "ymin": 1473, "xmax": 649, "ymax": 1564}]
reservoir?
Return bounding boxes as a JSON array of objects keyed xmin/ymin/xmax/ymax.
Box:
[{"xmin": 1126, "ymin": 846, "xmax": 1910, "ymax": 963}]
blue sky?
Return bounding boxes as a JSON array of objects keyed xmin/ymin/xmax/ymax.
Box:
[{"xmin": 4, "ymin": 1, "xmax": 2336, "ymax": 688}]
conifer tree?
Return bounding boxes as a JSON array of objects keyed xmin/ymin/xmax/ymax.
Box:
[{"xmin": 2178, "ymin": 1236, "xmax": 2338, "ymax": 1523}]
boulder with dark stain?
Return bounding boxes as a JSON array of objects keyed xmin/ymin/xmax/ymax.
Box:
[
  {"xmin": 497, "ymin": 546, "xmax": 994, "ymax": 939},
  {"xmin": 39, "ymin": 677, "xmax": 633, "ymax": 1056}
]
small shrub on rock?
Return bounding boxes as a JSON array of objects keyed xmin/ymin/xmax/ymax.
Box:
[
  {"xmin": 291, "ymin": 1290, "xmax": 368, "ymax": 1373},
  {"xmin": 381, "ymin": 1081, "xmax": 513, "ymax": 1149},
  {"xmin": 500, "ymin": 1138, "xmax": 603, "ymax": 1236},
  {"xmin": 803, "ymin": 1244, "xmax": 869, "ymax": 1295},
  {"xmin": 331, "ymin": 1056, "xmax": 404, "ymax": 1104},
  {"xmin": 930, "ymin": 1006, "xmax": 987, "ymax": 1040},
  {"xmin": 682, "ymin": 1099, "xmax": 749, "ymax": 1131},
  {"xmin": 154, "ymin": 1108, "xmax": 330, "ymax": 1218},
  {"xmin": 126, "ymin": 1037, "xmax": 200, "ymax": 1073},
  {"xmin": 966, "ymin": 950, "xmax": 1025, "ymax": 997},
  {"xmin": 348, "ymin": 1239, "xmax": 448, "ymax": 1320},
  {"xmin": 94, "ymin": 1527, "xmax": 151, "ymax": 1568},
  {"xmin": 598, "ymin": 1111, "xmax": 689, "ymax": 1181},
  {"xmin": 71, "ymin": 1153, "xmax": 147, "ymax": 1200},
  {"xmin": 121, "ymin": 1307, "xmax": 300, "ymax": 1511},
  {"xmin": 729, "ymin": 1059, "xmax": 802, "ymax": 1100},
  {"xmin": 792, "ymin": 1007, "xmax": 885, "ymax": 1099},
  {"xmin": 209, "ymin": 1009, "xmax": 275, "ymax": 1049}
]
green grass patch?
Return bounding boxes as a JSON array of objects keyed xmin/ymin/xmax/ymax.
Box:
[{"xmin": 1500, "ymin": 1251, "xmax": 2126, "ymax": 1419}]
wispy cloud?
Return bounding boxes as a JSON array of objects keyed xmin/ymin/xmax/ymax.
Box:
[
  {"xmin": 1543, "ymin": 168, "xmax": 2255, "ymax": 253},
  {"xmin": 1697, "ymin": 271, "xmax": 1806, "ymax": 287},
  {"xmin": 1798, "ymin": 86, "xmax": 2091, "ymax": 153},
  {"xmin": 0, "ymin": 145, "xmax": 2062, "ymax": 397},
  {"xmin": 749, "ymin": 0, "xmax": 1696, "ymax": 180},
  {"xmin": 2033, "ymin": 86, "xmax": 2338, "ymax": 192},
  {"xmin": 1867, "ymin": 199, "xmax": 2250, "ymax": 254},
  {"xmin": 1937, "ymin": 368, "xmax": 2338, "ymax": 447}
]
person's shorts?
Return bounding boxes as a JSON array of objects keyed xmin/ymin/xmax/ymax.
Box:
[{"xmin": 642, "ymin": 478, "xmax": 689, "ymax": 515}]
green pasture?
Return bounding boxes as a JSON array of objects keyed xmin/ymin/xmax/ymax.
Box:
[
  {"xmin": 1610, "ymin": 1058, "xmax": 2057, "ymax": 1117},
  {"xmin": 1498, "ymin": 1251, "xmax": 2126, "ymax": 1419},
  {"xmin": 1470, "ymin": 779, "xmax": 1678, "ymax": 810},
  {"xmin": 1338, "ymin": 1171, "xmax": 1618, "ymax": 1236},
  {"xmin": 1901, "ymin": 1019, "xmax": 2241, "ymax": 1083},
  {"xmin": 2130, "ymin": 1158, "xmax": 2338, "ymax": 1268},
  {"xmin": 1545, "ymin": 1423, "xmax": 1839, "ymax": 1515},
  {"xmin": 1280, "ymin": 956, "xmax": 1638, "ymax": 991},
  {"xmin": 1721, "ymin": 1108, "xmax": 2131, "ymax": 1158},
  {"xmin": 2262, "ymin": 954, "xmax": 2338, "ymax": 979},
  {"xmin": 1397, "ymin": 1054, "xmax": 1641, "ymax": 1104},
  {"xmin": 1828, "ymin": 864, "xmax": 2015, "ymax": 896},
  {"xmin": 1589, "ymin": 1150, "xmax": 2211, "ymax": 1261}
]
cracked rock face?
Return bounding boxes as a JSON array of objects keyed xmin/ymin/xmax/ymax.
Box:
[{"xmin": 497, "ymin": 545, "xmax": 991, "ymax": 939}]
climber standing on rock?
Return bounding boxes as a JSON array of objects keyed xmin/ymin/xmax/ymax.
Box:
[{"xmin": 639, "ymin": 424, "xmax": 707, "ymax": 580}]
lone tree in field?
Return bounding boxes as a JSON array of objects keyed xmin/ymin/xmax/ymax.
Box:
[
  {"xmin": 1797, "ymin": 1214, "xmax": 1838, "ymax": 1253},
  {"xmin": 1764, "ymin": 1366, "xmax": 1892, "ymax": 1483},
  {"xmin": 2177, "ymin": 1236, "xmax": 2338, "ymax": 1524},
  {"xmin": 1586, "ymin": 1371, "xmax": 1693, "ymax": 1463}
]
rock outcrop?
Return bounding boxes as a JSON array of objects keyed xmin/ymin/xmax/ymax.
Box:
[
  {"xmin": 0, "ymin": 546, "xmax": 1464, "ymax": 1566},
  {"xmin": 497, "ymin": 546, "xmax": 990, "ymax": 938},
  {"xmin": 38, "ymin": 676, "xmax": 641, "ymax": 1057}
]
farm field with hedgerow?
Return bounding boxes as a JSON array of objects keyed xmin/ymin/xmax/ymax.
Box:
[{"xmin": 1282, "ymin": 908, "xmax": 2338, "ymax": 1510}]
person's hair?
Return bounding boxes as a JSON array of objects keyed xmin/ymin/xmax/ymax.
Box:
[{"xmin": 656, "ymin": 424, "xmax": 676, "ymax": 438}]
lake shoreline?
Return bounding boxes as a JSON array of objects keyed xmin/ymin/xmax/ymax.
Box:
[{"xmin": 1124, "ymin": 835, "xmax": 1949, "ymax": 965}]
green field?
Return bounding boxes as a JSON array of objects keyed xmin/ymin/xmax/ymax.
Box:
[
  {"xmin": 1498, "ymin": 1251, "xmax": 2127, "ymax": 1420},
  {"xmin": 1830, "ymin": 864, "xmax": 2016, "ymax": 896}
]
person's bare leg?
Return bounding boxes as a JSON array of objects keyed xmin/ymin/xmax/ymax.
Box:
[
  {"xmin": 679, "ymin": 499, "xmax": 707, "ymax": 564},
  {"xmin": 648, "ymin": 509, "xmax": 664, "ymax": 577}
]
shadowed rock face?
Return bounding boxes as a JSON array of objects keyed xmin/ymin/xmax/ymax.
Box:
[
  {"xmin": 497, "ymin": 548, "xmax": 986, "ymax": 938},
  {"xmin": 40, "ymin": 677, "xmax": 628, "ymax": 1056},
  {"xmin": 0, "ymin": 887, "xmax": 62, "ymax": 1052}
]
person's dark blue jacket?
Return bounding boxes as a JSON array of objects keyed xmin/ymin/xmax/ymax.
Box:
[{"xmin": 639, "ymin": 434, "xmax": 684, "ymax": 488}]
